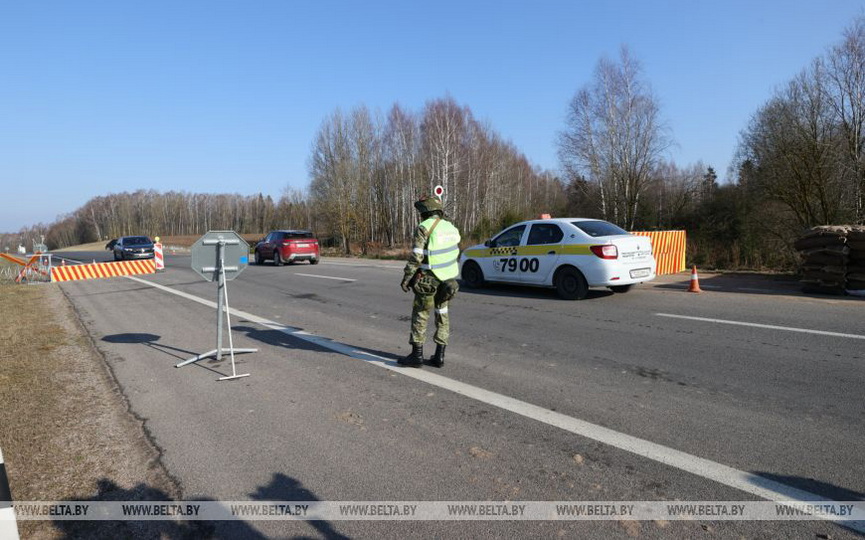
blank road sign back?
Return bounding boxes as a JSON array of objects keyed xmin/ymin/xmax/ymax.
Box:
[{"xmin": 190, "ymin": 230, "xmax": 249, "ymax": 282}]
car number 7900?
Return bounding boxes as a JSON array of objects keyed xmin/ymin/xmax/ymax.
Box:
[{"xmin": 498, "ymin": 257, "xmax": 540, "ymax": 273}]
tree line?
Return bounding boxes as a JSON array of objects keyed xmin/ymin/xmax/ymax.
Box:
[
  {"xmin": 0, "ymin": 190, "xmax": 313, "ymax": 252},
  {"xmin": 308, "ymin": 98, "xmax": 565, "ymax": 253},
  {"xmin": 559, "ymin": 17, "xmax": 865, "ymax": 269},
  {"xmin": 4, "ymin": 16, "xmax": 863, "ymax": 272}
]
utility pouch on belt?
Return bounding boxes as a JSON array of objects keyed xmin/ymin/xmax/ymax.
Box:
[
  {"xmin": 412, "ymin": 272, "xmax": 439, "ymax": 295},
  {"xmin": 437, "ymin": 278, "xmax": 459, "ymax": 302}
]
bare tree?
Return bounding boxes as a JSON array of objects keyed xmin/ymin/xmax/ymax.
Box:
[
  {"xmin": 309, "ymin": 109, "xmax": 356, "ymax": 253},
  {"xmin": 827, "ymin": 16, "xmax": 865, "ymax": 222},
  {"xmin": 558, "ymin": 46, "xmax": 672, "ymax": 229},
  {"xmin": 738, "ymin": 59, "xmax": 847, "ymax": 227}
]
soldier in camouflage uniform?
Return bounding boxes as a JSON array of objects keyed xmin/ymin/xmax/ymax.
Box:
[{"xmin": 398, "ymin": 196, "xmax": 461, "ymax": 368}]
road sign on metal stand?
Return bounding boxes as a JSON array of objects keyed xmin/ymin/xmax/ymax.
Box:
[{"xmin": 178, "ymin": 231, "xmax": 256, "ymax": 380}]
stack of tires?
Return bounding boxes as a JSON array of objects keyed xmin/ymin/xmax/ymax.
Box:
[
  {"xmin": 795, "ymin": 225, "xmax": 865, "ymax": 296},
  {"xmin": 847, "ymin": 227, "xmax": 865, "ymax": 296}
]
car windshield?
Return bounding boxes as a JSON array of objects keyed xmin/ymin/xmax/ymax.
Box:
[
  {"xmin": 285, "ymin": 231, "xmax": 313, "ymax": 239},
  {"xmin": 572, "ymin": 221, "xmax": 628, "ymax": 237},
  {"xmin": 125, "ymin": 236, "xmax": 152, "ymax": 245}
]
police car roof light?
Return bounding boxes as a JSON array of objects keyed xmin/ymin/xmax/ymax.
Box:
[{"xmin": 538, "ymin": 213, "xmax": 551, "ymax": 219}]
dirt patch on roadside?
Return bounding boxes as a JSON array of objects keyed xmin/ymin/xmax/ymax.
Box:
[{"xmin": 0, "ymin": 284, "xmax": 202, "ymax": 538}]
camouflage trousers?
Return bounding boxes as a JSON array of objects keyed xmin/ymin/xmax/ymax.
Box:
[{"xmin": 409, "ymin": 275, "xmax": 459, "ymax": 346}]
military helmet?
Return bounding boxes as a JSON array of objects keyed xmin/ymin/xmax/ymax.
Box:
[{"xmin": 414, "ymin": 196, "xmax": 443, "ymax": 214}]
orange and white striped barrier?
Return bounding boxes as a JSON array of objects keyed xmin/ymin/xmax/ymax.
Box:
[
  {"xmin": 51, "ymin": 259, "xmax": 155, "ymax": 283},
  {"xmin": 154, "ymin": 241, "xmax": 165, "ymax": 271},
  {"xmin": 630, "ymin": 230, "xmax": 687, "ymax": 275}
]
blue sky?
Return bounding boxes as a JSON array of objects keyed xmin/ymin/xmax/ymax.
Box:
[{"xmin": 2, "ymin": 0, "xmax": 863, "ymax": 232}]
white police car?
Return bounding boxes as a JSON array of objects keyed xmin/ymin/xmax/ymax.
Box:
[{"xmin": 459, "ymin": 217, "xmax": 656, "ymax": 300}]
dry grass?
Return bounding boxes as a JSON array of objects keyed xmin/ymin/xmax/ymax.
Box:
[{"xmin": 0, "ymin": 284, "xmax": 189, "ymax": 538}]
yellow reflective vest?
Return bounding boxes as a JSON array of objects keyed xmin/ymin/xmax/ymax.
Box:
[{"xmin": 420, "ymin": 217, "xmax": 461, "ymax": 281}]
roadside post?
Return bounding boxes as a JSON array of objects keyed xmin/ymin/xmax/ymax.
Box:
[
  {"xmin": 0, "ymin": 447, "xmax": 20, "ymax": 540},
  {"xmin": 177, "ymin": 231, "xmax": 257, "ymax": 380},
  {"xmin": 154, "ymin": 236, "xmax": 165, "ymax": 271}
]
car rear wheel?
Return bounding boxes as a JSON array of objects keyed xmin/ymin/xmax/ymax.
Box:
[
  {"xmin": 461, "ymin": 261, "xmax": 485, "ymax": 288},
  {"xmin": 609, "ymin": 284, "xmax": 633, "ymax": 293},
  {"xmin": 254, "ymin": 250, "xmax": 263, "ymax": 265},
  {"xmin": 310, "ymin": 257, "xmax": 319, "ymax": 265},
  {"xmin": 555, "ymin": 266, "xmax": 588, "ymax": 300},
  {"xmin": 273, "ymin": 252, "xmax": 283, "ymax": 266}
]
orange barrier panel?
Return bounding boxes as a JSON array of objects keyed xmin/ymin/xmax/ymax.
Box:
[
  {"xmin": 51, "ymin": 259, "xmax": 156, "ymax": 283},
  {"xmin": 630, "ymin": 230, "xmax": 687, "ymax": 275}
]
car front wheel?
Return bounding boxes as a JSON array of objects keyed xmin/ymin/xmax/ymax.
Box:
[
  {"xmin": 461, "ymin": 261, "xmax": 485, "ymax": 288},
  {"xmin": 555, "ymin": 266, "xmax": 588, "ymax": 300},
  {"xmin": 254, "ymin": 250, "xmax": 263, "ymax": 265}
]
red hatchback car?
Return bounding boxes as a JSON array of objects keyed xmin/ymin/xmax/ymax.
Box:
[{"xmin": 254, "ymin": 230, "xmax": 320, "ymax": 265}]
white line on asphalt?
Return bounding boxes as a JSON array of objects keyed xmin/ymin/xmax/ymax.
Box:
[
  {"xmin": 294, "ymin": 273, "xmax": 357, "ymax": 282},
  {"xmin": 656, "ymin": 313, "xmax": 865, "ymax": 340},
  {"xmin": 321, "ymin": 261, "xmax": 402, "ymax": 269},
  {"xmin": 123, "ymin": 275, "xmax": 864, "ymax": 533}
]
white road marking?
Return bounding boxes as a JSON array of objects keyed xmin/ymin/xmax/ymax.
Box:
[
  {"xmin": 321, "ymin": 261, "xmax": 402, "ymax": 269},
  {"xmin": 657, "ymin": 313, "xmax": 865, "ymax": 340},
  {"xmin": 294, "ymin": 273, "xmax": 356, "ymax": 282},
  {"xmin": 122, "ymin": 275, "xmax": 863, "ymax": 533}
]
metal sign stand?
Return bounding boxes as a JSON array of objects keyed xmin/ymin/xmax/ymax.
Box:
[{"xmin": 176, "ymin": 236, "xmax": 256, "ymax": 380}]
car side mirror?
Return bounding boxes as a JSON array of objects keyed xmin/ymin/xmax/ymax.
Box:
[{"xmin": 484, "ymin": 239, "xmax": 494, "ymax": 248}]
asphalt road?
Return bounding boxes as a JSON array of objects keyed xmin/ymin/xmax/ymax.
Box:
[{"xmin": 54, "ymin": 250, "xmax": 865, "ymax": 538}]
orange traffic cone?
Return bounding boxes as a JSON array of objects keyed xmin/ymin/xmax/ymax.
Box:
[{"xmin": 688, "ymin": 265, "xmax": 702, "ymax": 293}]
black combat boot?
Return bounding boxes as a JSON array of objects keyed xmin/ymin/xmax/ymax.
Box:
[
  {"xmin": 428, "ymin": 344, "xmax": 445, "ymax": 368},
  {"xmin": 398, "ymin": 343, "xmax": 424, "ymax": 368}
]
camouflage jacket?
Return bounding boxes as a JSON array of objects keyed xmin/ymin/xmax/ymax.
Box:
[{"xmin": 403, "ymin": 218, "xmax": 439, "ymax": 280}]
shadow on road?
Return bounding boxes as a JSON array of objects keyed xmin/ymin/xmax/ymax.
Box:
[
  {"xmin": 752, "ymin": 472, "xmax": 865, "ymax": 502},
  {"xmin": 249, "ymin": 473, "xmax": 350, "ymax": 540},
  {"xmin": 458, "ymin": 281, "xmax": 614, "ymax": 301},
  {"xmin": 102, "ymin": 333, "xmax": 200, "ymax": 362},
  {"xmin": 232, "ymin": 325, "xmax": 335, "ymax": 355},
  {"xmin": 51, "ymin": 473, "xmax": 351, "ymax": 539},
  {"xmin": 51, "ymin": 478, "xmax": 218, "ymax": 539},
  {"xmin": 101, "ymin": 332, "xmax": 241, "ymax": 377},
  {"xmin": 654, "ymin": 273, "xmax": 864, "ymax": 301}
]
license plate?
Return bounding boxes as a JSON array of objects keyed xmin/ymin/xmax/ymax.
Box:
[
  {"xmin": 630, "ymin": 268, "xmax": 650, "ymax": 278},
  {"xmin": 296, "ymin": 243, "xmax": 309, "ymax": 247}
]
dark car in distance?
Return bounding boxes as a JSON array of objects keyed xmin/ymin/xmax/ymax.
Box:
[
  {"xmin": 255, "ymin": 230, "xmax": 320, "ymax": 265},
  {"xmin": 113, "ymin": 236, "xmax": 155, "ymax": 261}
]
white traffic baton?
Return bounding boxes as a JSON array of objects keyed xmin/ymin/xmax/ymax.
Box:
[{"xmin": 0, "ymin": 447, "xmax": 20, "ymax": 540}]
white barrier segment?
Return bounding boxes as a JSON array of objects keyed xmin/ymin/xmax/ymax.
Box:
[
  {"xmin": 154, "ymin": 242, "xmax": 165, "ymax": 271},
  {"xmin": 0, "ymin": 448, "xmax": 21, "ymax": 540}
]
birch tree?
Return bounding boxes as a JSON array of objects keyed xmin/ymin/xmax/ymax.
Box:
[{"xmin": 558, "ymin": 46, "xmax": 672, "ymax": 229}]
